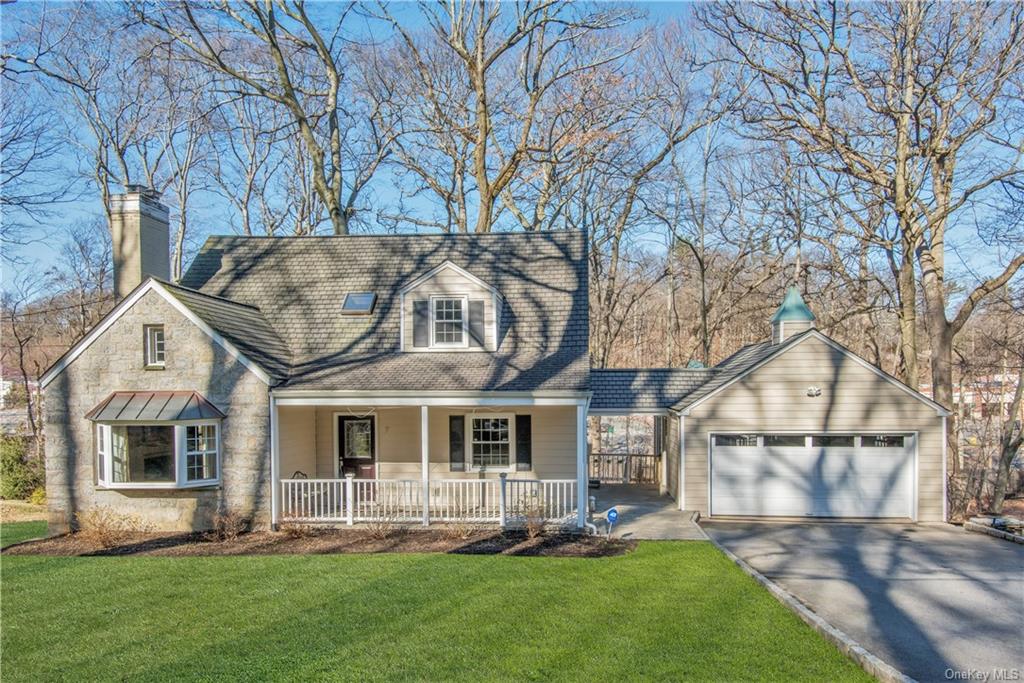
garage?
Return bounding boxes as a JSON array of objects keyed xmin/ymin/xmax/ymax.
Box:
[{"xmin": 709, "ymin": 433, "xmax": 915, "ymax": 519}]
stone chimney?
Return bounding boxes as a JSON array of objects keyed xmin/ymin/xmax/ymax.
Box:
[
  {"xmin": 110, "ymin": 185, "xmax": 170, "ymax": 299},
  {"xmin": 770, "ymin": 286, "xmax": 815, "ymax": 344}
]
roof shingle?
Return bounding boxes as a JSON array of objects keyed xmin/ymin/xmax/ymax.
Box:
[{"xmin": 179, "ymin": 230, "xmax": 589, "ymax": 392}]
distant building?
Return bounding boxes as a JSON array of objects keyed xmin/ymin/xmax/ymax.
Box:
[{"xmin": 923, "ymin": 374, "xmax": 1023, "ymax": 422}]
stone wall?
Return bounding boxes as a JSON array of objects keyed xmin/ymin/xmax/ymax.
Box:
[{"xmin": 44, "ymin": 289, "xmax": 271, "ymax": 532}]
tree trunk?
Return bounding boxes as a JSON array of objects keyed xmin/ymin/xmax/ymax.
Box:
[
  {"xmin": 992, "ymin": 366, "xmax": 1024, "ymax": 512},
  {"xmin": 897, "ymin": 256, "xmax": 919, "ymax": 389}
]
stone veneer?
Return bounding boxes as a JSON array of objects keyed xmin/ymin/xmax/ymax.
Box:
[{"xmin": 44, "ymin": 289, "xmax": 271, "ymax": 532}]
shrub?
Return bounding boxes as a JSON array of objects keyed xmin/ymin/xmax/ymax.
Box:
[
  {"xmin": 27, "ymin": 486, "xmax": 46, "ymax": 506},
  {"xmin": 524, "ymin": 496, "xmax": 546, "ymax": 539},
  {"xmin": 0, "ymin": 434, "xmax": 43, "ymax": 500},
  {"xmin": 280, "ymin": 523, "xmax": 315, "ymax": 539},
  {"xmin": 365, "ymin": 518, "xmax": 398, "ymax": 540},
  {"xmin": 76, "ymin": 506, "xmax": 152, "ymax": 548},
  {"xmin": 439, "ymin": 523, "xmax": 476, "ymax": 541},
  {"xmin": 3, "ymin": 383, "xmax": 29, "ymax": 408},
  {"xmin": 210, "ymin": 510, "xmax": 250, "ymax": 542}
]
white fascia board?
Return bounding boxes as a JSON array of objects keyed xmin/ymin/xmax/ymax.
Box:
[
  {"xmin": 399, "ymin": 260, "xmax": 502, "ymax": 299},
  {"xmin": 40, "ymin": 279, "xmax": 271, "ymax": 388},
  {"xmin": 272, "ymin": 391, "xmax": 590, "ymax": 407},
  {"xmin": 587, "ymin": 408, "xmax": 671, "ymax": 416},
  {"xmin": 679, "ymin": 330, "xmax": 950, "ymax": 418}
]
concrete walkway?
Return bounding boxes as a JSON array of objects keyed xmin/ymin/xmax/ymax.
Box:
[{"xmin": 590, "ymin": 484, "xmax": 706, "ymax": 540}]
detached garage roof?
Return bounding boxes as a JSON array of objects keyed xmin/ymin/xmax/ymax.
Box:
[
  {"xmin": 590, "ymin": 338, "xmax": 792, "ymax": 412},
  {"xmin": 85, "ymin": 391, "xmax": 226, "ymax": 422},
  {"xmin": 590, "ymin": 330, "xmax": 948, "ymax": 416}
]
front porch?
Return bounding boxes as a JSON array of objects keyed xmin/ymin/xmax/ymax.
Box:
[{"xmin": 270, "ymin": 398, "xmax": 589, "ymax": 528}]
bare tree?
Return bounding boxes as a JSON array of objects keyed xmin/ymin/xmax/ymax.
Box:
[
  {"xmin": 579, "ymin": 22, "xmax": 744, "ymax": 367},
  {"xmin": 136, "ymin": 0, "xmax": 392, "ymax": 235},
  {"xmin": 5, "ymin": 2, "xmax": 212, "ymax": 277},
  {"xmin": 375, "ymin": 0, "xmax": 638, "ymax": 233},
  {"xmin": 0, "ymin": 78, "xmax": 76, "ymax": 254},
  {"xmin": 700, "ymin": 1, "xmax": 1024, "ymax": 477}
]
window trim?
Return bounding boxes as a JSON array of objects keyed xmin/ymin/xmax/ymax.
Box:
[
  {"xmin": 96, "ymin": 419, "xmax": 221, "ymax": 489},
  {"xmin": 465, "ymin": 413, "xmax": 515, "ymax": 472},
  {"xmin": 430, "ymin": 295, "xmax": 469, "ymax": 349},
  {"xmin": 143, "ymin": 324, "xmax": 165, "ymax": 369}
]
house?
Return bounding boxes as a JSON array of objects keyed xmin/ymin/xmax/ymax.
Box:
[{"xmin": 40, "ymin": 188, "xmax": 949, "ymax": 532}]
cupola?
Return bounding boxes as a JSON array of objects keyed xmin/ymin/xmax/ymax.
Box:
[{"xmin": 771, "ymin": 287, "xmax": 815, "ymax": 344}]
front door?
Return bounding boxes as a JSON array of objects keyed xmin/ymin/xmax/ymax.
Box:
[{"xmin": 337, "ymin": 416, "xmax": 376, "ymax": 478}]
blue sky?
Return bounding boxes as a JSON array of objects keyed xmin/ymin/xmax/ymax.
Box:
[{"xmin": 0, "ymin": 0, "xmax": 1017, "ymax": 301}]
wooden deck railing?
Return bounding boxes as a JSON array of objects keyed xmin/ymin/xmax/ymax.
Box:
[
  {"xmin": 589, "ymin": 453, "xmax": 660, "ymax": 485},
  {"xmin": 280, "ymin": 475, "xmax": 577, "ymax": 526}
]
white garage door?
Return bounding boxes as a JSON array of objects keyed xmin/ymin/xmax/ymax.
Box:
[{"xmin": 710, "ymin": 433, "xmax": 914, "ymax": 518}]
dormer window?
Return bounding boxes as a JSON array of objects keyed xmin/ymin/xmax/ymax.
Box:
[
  {"xmin": 403, "ymin": 261, "xmax": 498, "ymax": 351},
  {"xmin": 144, "ymin": 325, "xmax": 165, "ymax": 368},
  {"xmin": 342, "ymin": 292, "xmax": 376, "ymax": 315},
  {"xmin": 432, "ymin": 296, "xmax": 467, "ymax": 347}
]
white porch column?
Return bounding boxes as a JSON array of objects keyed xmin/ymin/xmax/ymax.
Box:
[
  {"xmin": 270, "ymin": 394, "xmax": 280, "ymax": 529},
  {"xmin": 576, "ymin": 402, "xmax": 588, "ymax": 528},
  {"xmin": 421, "ymin": 405, "xmax": 430, "ymax": 526}
]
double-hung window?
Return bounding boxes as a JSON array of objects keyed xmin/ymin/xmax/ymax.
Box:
[
  {"xmin": 185, "ymin": 425, "xmax": 218, "ymax": 482},
  {"xmin": 431, "ymin": 296, "xmax": 467, "ymax": 347},
  {"xmin": 469, "ymin": 415, "xmax": 513, "ymax": 470},
  {"xmin": 144, "ymin": 325, "xmax": 165, "ymax": 368},
  {"xmin": 96, "ymin": 422, "xmax": 220, "ymax": 488}
]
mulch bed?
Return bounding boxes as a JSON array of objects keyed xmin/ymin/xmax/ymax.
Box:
[{"xmin": 3, "ymin": 528, "xmax": 635, "ymax": 558}]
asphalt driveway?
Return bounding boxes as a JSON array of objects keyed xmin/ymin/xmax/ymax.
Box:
[{"xmin": 703, "ymin": 522, "xmax": 1024, "ymax": 682}]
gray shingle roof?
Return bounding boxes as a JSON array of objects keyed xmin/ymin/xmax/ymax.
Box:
[
  {"xmin": 590, "ymin": 368, "xmax": 711, "ymax": 411},
  {"xmin": 670, "ymin": 340, "xmax": 783, "ymax": 411},
  {"xmin": 162, "ymin": 282, "xmax": 292, "ymax": 382},
  {"xmin": 179, "ymin": 230, "xmax": 588, "ymax": 392},
  {"xmin": 590, "ymin": 334, "xmax": 811, "ymax": 412}
]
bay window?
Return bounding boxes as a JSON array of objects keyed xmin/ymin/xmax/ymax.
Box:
[{"xmin": 96, "ymin": 421, "xmax": 220, "ymax": 488}]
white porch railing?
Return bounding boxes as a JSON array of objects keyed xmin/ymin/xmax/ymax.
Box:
[{"xmin": 280, "ymin": 475, "xmax": 577, "ymax": 526}]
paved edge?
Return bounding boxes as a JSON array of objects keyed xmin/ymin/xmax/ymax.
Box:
[
  {"xmin": 706, "ymin": 535, "xmax": 917, "ymax": 683},
  {"xmin": 963, "ymin": 521, "xmax": 1024, "ymax": 544}
]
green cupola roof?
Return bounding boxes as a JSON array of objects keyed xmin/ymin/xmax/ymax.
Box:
[{"xmin": 771, "ymin": 286, "xmax": 815, "ymax": 323}]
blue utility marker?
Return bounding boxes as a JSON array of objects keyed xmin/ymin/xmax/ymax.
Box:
[{"xmin": 607, "ymin": 508, "xmax": 618, "ymax": 524}]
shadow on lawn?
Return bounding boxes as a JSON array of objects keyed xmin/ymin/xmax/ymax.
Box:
[{"xmin": 5, "ymin": 528, "xmax": 635, "ymax": 558}]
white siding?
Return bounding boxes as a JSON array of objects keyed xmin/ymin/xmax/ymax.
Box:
[
  {"xmin": 681, "ymin": 335, "xmax": 945, "ymax": 521},
  {"xmin": 402, "ymin": 269, "xmax": 498, "ymax": 351}
]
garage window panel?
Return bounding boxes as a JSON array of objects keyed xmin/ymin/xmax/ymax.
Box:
[
  {"xmin": 861, "ymin": 435, "xmax": 905, "ymax": 448},
  {"xmin": 714, "ymin": 434, "xmax": 758, "ymax": 447},
  {"xmin": 765, "ymin": 434, "xmax": 807, "ymax": 447},
  {"xmin": 812, "ymin": 435, "xmax": 855, "ymax": 447}
]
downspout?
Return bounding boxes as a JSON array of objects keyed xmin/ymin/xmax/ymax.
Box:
[
  {"xmin": 678, "ymin": 412, "xmax": 686, "ymax": 511},
  {"xmin": 941, "ymin": 414, "xmax": 948, "ymax": 522}
]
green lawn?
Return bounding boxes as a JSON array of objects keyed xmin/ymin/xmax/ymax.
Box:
[
  {"xmin": 1, "ymin": 540, "xmax": 869, "ymax": 682},
  {"xmin": 1, "ymin": 520, "xmax": 47, "ymax": 549}
]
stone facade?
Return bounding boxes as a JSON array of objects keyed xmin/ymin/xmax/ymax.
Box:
[{"xmin": 44, "ymin": 289, "xmax": 271, "ymax": 532}]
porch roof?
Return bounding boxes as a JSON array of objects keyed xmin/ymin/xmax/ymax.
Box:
[{"xmin": 589, "ymin": 368, "xmax": 711, "ymax": 412}]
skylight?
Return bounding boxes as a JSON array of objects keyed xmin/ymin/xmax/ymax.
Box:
[{"xmin": 341, "ymin": 292, "xmax": 377, "ymax": 315}]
